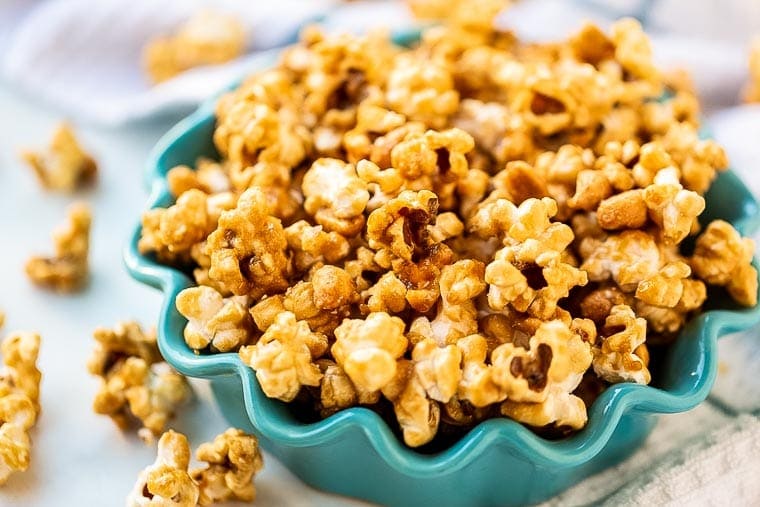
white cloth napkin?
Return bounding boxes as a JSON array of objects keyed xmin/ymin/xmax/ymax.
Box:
[{"xmin": 2, "ymin": 1, "xmax": 760, "ymax": 505}]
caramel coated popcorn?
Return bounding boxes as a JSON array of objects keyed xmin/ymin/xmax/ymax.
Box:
[
  {"xmin": 191, "ymin": 428, "xmax": 263, "ymax": 505},
  {"xmin": 88, "ymin": 322, "xmax": 191, "ymax": 442},
  {"xmin": 140, "ymin": 12, "xmax": 757, "ymax": 448},
  {"xmin": 25, "ymin": 202, "xmax": 91, "ymax": 292},
  {"xmin": 143, "ymin": 10, "xmax": 245, "ymax": 84},
  {"xmin": 20, "ymin": 123, "xmax": 97, "ymax": 192},
  {"xmin": 127, "ymin": 430, "xmax": 199, "ymax": 507},
  {"xmin": 239, "ymin": 311, "xmax": 327, "ymax": 401},
  {"xmin": 0, "ymin": 332, "xmax": 41, "ymax": 485}
]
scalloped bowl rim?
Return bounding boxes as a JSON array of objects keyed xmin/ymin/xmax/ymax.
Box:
[{"xmin": 124, "ymin": 32, "xmax": 760, "ymax": 480}]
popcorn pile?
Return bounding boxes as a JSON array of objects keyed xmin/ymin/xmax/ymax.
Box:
[
  {"xmin": 139, "ymin": 6, "xmax": 758, "ymax": 447},
  {"xmin": 0, "ymin": 332, "xmax": 42, "ymax": 485}
]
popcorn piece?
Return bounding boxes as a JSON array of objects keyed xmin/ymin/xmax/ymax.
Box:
[
  {"xmin": 332, "ymin": 312, "xmax": 408, "ymax": 393},
  {"xmin": 25, "ymin": 202, "xmax": 91, "ymax": 292},
  {"xmin": 365, "ymin": 189, "xmax": 438, "ymax": 257},
  {"xmin": 592, "ymin": 305, "xmax": 650, "ymax": 384},
  {"xmin": 635, "ymin": 277, "xmax": 707, "ymax": 334},
  {"xmin": 493, "ymin": 320, "xmax": 592, "ymax": 429},
  {"xmin": 20, "ymin": 123, "xmax": 97, "ymax": 192},
  {"xmin": 482, "ymin": 198, "xmax": 587, "ymax": 319},
  {"xmin": 206, "ymin": 187, "xmax": 290, "ymax": 298},
  {"xmin": 659, "ymin": 123, "xmax": 728, "ymax": 195},
  {"xmin": 143, "ymin": 10, "xmax": 245, "ymax": 83},
  {"xmin": 285, "ymin": 220, "xmax": 351, "ymax": 273},
  {"xmin": 127, "ymin": 430, "xmax": 199, "ymax": 507},
  {"xmin": 635, "ymin": 261, "xmax": 692, "ymax": 308},
  {"xmin": 239, "ymin": 312, "xmax": 328, "ymax": 402},
  {"xmin": 419, "ymin": 260, "xmax": 486, "ymax": 345},
  {"xmin": 175, "ymin": 286, "xmax": 253, "ymax": 352},
  {"xmin": 138, "ymin": 190, "xmax": 222, "ymax": 261},
  {"xmin": 412, "ymin": 338, "xmax": 462, "ymax": 403},
  {"xmin": 316, "ymin": 360, "xmax": 367, "ymax": 417},
  {"xmin": 457, "ymin": 334, "xmax": 506, "ymax": 407},
  {"xmin": 596, "ymin": 190, "xmax": 648, "ymax": 230},
  {"xmin": 282, "ymin": 265, "xmax": 358, "ymax": 335},
  {"xmin": 88, "ymin": 322, "xmax": 191, "ymax": 442},
  {"xmin": 743, "ymin": 36, "xmax": 760, "ymax": 103},
  {"xmin": 166, "ymin": 158, "xmax": 231, "ymax": 197},
  {"xmin": 643, "ymin": 167, "xmax": 705, "ymax": 245},
  {"xmin": 381, "ymin": 359, "xmax": 440, "ymax": 447},
  {"xmin": 302, "ymin": 158, "xmax": 370, "ymax": 236},
  {"xmin": 389, "ymin": 128, "xmax": 475, "ymax": 209},
  {"xmin": 363, "ymin": 271, "xmax": 408, "ymax": 314},
  {"xmin": 0, "ymin": 332, "xmax": 42, "ymax": 486},
  {"xmin": 191, "ymin": 428, "xmax": 263, "ymax": 505},
  {"xmin": 691, "ymin": 220, "xmax": 758, "ymax": 307},
  {"xmin": 580, "ymin": 230, "xmax": 661, "ymax": 292},
  {"xmin": 386, "ymin": 54, "xmax": 459, "ymax": 129},
  {"xmin": 579, "ymin": 285, "xmax": 632, "ymax": 323}
]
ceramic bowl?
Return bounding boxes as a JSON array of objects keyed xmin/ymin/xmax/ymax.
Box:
[{"xmin": 124, "ymin": 31, "xmax": 760, "ymax": 507}]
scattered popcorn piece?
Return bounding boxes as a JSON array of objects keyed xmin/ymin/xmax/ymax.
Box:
[
  {"xmin": 239, "ymin": 312, "xmax": 327, "ymax": 402},
  {"xmin": 691, "ymin": 220, "xmax": 758, "ymax": 306},
  {"xmin": 88, "ymin": 322, "xmax": 191, "ymax": 442},
  {"xmin": 191, "ymin": 428, "xmax": 263, "ymax": 505},
  {"xmin": 127, "ymin": 430, "xmax": 199, "ymax": 507},
  {"xmin": 593, "ymin": 305, "xmax": 650, "ymax": 384},
  {"xmin": 175, "ymin": 286, "xmax": 253, "ymax": 352},
  {"xmin": 20, "ymin": 123, "xmax": 97, "ymax": 192},
  {"xmin": 0, "ymin": 332, "xmax": 41, "ymax": 485},
  {"xmin": 743, "ymin": 36, "xmax": 760, "ymax": 103},
  {"xmin": 25, "ymin": 202, "xmax": 91, "ymax": 292},
  {"xmin": 143, "ymin": 10, "xmax": 245, "ymax": 84},
  {"xmin": 333, "ymin": 312, "xmax": 408, "ymax": 393}
]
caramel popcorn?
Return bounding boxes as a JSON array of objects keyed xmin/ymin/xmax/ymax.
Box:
[
  {"xmin": 206, "ymin": 187, "xmax": 290, "ymax": 298},
  {"xmin": 175, "ymin": 286, "xmax": 253, "ymax": 352},
  {"xmin": 303, "ymin": 158, "xmax": 370, "ymax": 236},
  {"xmin": 643, "ymin": 167, "xmax": 705, "ymax": 244},
  {"xmin": 285, "ymin": 220, "xmax": 351, "ymax": 273},
  {"xmin": 332, "ymin": 312, "xmax": 408, "ymax": 393},
  {"xmin": 481, "ymin": 198, "xmax": 587, "ymax": 319},
  {"xmin": 140, "ymin": 14, "xmax": 756, "ymax": 446},
  {"xmin": 88, "ymin": 322, "xmax": 191, "ymax": 442},
  {"xmin": 0, "ymin": 332, "xmax": 41, "ymax": 485},
  {"xmin": 492, "ymin": 320, "xmax": 592, "ymax": 429},
  {"xmin": 691, "ymin": 220, "xmax": 758, "ymax": 307},
  {"xmin": 592, "ymin": 305, "xmax": 650, "ymax": 384},
  {"xmin": 25, "ymin": 202, "xmax": 91, "ymax": 292},
  {"xmin": 744, "ymin": 37, "xmax": 760, "ymax": 103},
  {"xmin": 191, "ymin": 428, "xmax": 263, "ymax": 505},
  {"xmin": 20, "ymin": 123, "xmax": 97, "ymax": 192},
  {"xmin": 239, "ymin": 312, "xmax": 327, "ymax": 401},
  {"xmin": 127, "ymin": 430, "xmax": 199, "ymax": 506},
  {"xmin": 143, "ymin": 10, "xmax": 245, "ymax": 84},
  {"xmin": 382, "ymin": 359, "xmax": 440, "ymax": 447}
]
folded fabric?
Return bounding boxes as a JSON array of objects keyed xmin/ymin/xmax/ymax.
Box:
[
  {"xmin": 2, "ymin": 0, "xmax": 756, "ymax": 125},
  {"xmin": 1, "ymin": 0, "xmax": 338, "ymax": 125},
  {"xmin": 602, "ymin": 415, "xmax": 760, "ymax": 506}
]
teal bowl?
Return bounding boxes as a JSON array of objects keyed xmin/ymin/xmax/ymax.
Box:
[{"xmin": 124, "ymin": 32, "xmax": 760, "ymax": 507}]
